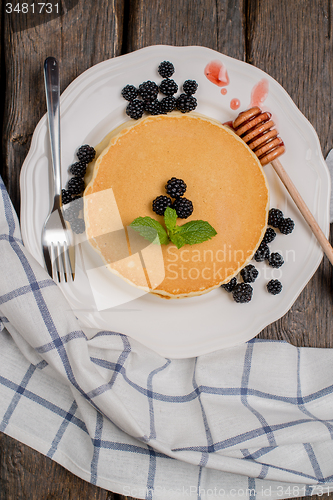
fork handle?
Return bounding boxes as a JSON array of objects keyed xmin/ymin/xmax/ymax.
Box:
[{"xmin": 44, "ymin": 57, "xmax": 61, "ymax": 209}]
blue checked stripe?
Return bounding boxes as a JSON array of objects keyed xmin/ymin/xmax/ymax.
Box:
[
  {"xmin": 91, "ymin": 354, "xmax": 333, "ymax": 406},
  {"xmin": 248, "ymin": 477, "xmax": 256, "ymax": 499},
  {"xmin": 0, "ymin": 372, "xmax": 88, "ymax": 434},
  {"xmin": 91, "ymin": 411, "xmax": 104, "ymax": 485},
  {"xmin": 0, "ymin": 363, "xmax": 40, "ymax": 432},
  {"xmin": 147, "ymin": 359, "xmax": 170, "ymax": 440},
  {"xmin": 0, "ymin": 280, "xmax": 55, "ymax": 305},
  {"xmin": 91, "ymin": 439, "xmax": 170, "ymax": 457},
  {"xmin": 296, "ymin": 347, "xmax": 333, "ymax": 438},
  {"xmin": 36, "ymin": 331, "xmax": 87, "ymax": 353},
  {"xmin": 303, "ymin": 443, "xmax": 324, "ymax": 482},
  {"xmin": 146, "ymin": 445, "xmax": 157, "ymax": 500},
  {"xmin": 197, "ymin": 466, "xmax": 203, "ymax": 500},
  {"xmin": 85, "ymin": 335, "xmax": 132, "ymax": 400},
  {"xmin": 241, "ymin": 343, "xmax": 276, "ymax": 447},
  {"xmin": 47, "ymin": 400, "xmax": 78, "ymax": 459},
  {"xmin": 192, "ymin": 358, "xmax": 214, "ymax": 466},
  {"xmin": 172, "ymin": 416, "xmax": 333, "ymax": 453}
]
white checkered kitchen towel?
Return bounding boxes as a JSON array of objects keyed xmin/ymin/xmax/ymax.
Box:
[{"xmin": 1, "ymin": 174, "xmax": 333, "ymax": 500}]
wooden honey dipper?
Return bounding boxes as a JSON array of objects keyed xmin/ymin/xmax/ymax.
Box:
[{"xmin": 233, "ymin": 106, "xmax": 333, "ymax": 265}]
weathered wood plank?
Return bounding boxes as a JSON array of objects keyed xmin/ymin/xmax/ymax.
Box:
[{"xmin": 127, "ymin": 0, "xmax": 246, "ymax": 58}]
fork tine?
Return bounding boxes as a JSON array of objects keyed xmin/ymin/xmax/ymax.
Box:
[
  {"xmin": 52, "ymin": 241, "xmax": 61, "ymax": 282},
  {"xmin": 63, "ymin": 241, "xmax": 74, "ymax": 282},
  {"xmin": 43, "ymin": 245, "xmax": 52, "ymax": 278},
  {"xmin": 57, "ymin": 241, "xmax": 66, "ymax": 283}
]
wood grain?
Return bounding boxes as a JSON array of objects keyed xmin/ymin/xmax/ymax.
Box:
[
  {"xmin": 127, "ymin": 0, "xmax": 246, "ymax": 56},
  {"xmin": 1, "ymin": 0, "xmax": 333, "ymax": 499}
]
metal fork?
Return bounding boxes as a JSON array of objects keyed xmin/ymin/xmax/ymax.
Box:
[{"xmin": 41, "ymin": 57, "xmax": 75, "ymax": 282}]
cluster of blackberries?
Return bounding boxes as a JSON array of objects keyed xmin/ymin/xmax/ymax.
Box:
[
  {"xmin": 254, "ymin": 208, "xmax": 294, "ymax": 270},
  {"xmin": 222, "ymin": 264, "xmax": 258, "ymax": 303},
  {"xmin": 255, "ymin": 208, "xmax": 294, "ymax": 295},
  {"xmin": 121, "ymin": 61, "xmax": 198, "ymax": 120},
  {"xmin": 152, "ymin": 177, "xmax": 194, "ymax": 219},
  {"xmin": 268, "ymin": 208, "xmax": 295, "ymax": 235},
  {"xmin": 221, "ymin": 208, "xmax": 295, "ymax": 303},
  {"xmin": 61, "ymin": 144, "xmax": 96, "ymax": 234}
]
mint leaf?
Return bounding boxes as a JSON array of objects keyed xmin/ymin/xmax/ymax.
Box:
[
  {"xmin": 177, "ymin": 220, "xmax": 217, "ymax": 245},
  {"xmin": 169, "ymin": 231, "xmax": 187, "ymax": 249},
  {"xmin": 130, "ymin": 217, "xmax": 169, "ymax": 245},
  {"xmin": 164, "ymin": 207, "xmax": 177, "ymax": 233}
]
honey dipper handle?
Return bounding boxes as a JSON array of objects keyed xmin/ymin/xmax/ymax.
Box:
[{"xmin": 271, "ymin": 158, "xmax": 333, "ymax": 265}]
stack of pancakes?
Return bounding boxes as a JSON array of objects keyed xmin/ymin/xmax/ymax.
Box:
[{"xmin": 84, "ymin": 112, "xmax": 269, "ymax": 298}]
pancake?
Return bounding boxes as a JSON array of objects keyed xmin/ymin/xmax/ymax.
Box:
[{"xmin": 84, "ymin": 112, "xmax": 269, "ymax": 298}]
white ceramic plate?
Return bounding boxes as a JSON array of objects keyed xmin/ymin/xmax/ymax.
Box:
[{"xmin": 20, "ymin": 45, "xmax": 330, "ymax": 358}]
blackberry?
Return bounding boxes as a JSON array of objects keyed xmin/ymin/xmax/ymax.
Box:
[
  {"xmin": 254, "ymin": 241, "xmax": 270, "ymax": 262},
  {"xmin": 77, "ymin": 145, "xmax": 96, "ymax": 164},
  {"xmin": 263, "ymin": 227, "xmax": 276, "ymax": 244},
  {"xmin": 63, "ymin": 206, "xmax": 78, "ymax": 222},
  {"xmin": 138, "ymin": 81, "xmax": 159, "ymax": 101},
  {"xmin": 159, "ymin": 78, "xmax": 178, "ymax": 96},
  {"xmin": 63, "ymin": 196, "xmax": 83, "ymax": 221},
  {"xmin": 152, "ymin": 195, "xmax": 172, "ymax": 216},
  {"xmin": 121, "ymin": 84, "xmax": 138, "ymax": 101},
  {"xmin": 173, "ymin": 197, "xmax": 193, "ymax": 219},
  {"xmin": 176, "ymin": 93, "xmax": 197, "ymax": 113},
  {"xmin": 268, "ymin": 252, "xmax": 284, "ymax": 268},
  {"xmin": 70, "ymin": 196, "xmax": 83, "ymax": 210},
  {"xmin": 69, "ymin": 161, "xmax": 87, "ymax": 177},
  {"xmin": 62, "ymin": 189, "xmax": 72, "ymax": 205},
  {"xmin": 70, "ymin": 218, "xmax": 86, "ymax": 234},
  {"xmin": 160, "ymin": 96, "xmax": 177, "ymax": 113},
  {"xmin": 268, "ymin": 208, "xmax": 284, "ymax": 228},
  {"xmin": 183, "ymin": 79, "xmax": 198, "ymax": 95},
  {"xmin": 144, "ymin": 99, "xmax": 162, "ymax": 115},
  {"xmin": 67, "ymin": 176, "xmax": 85, "ymax": 195},
  {"xmin": 240, "ymin": 264, "xmax": 259, "ymax": 283},
  {"xmin": 279, "ymin": 217, "xmax": 295, "ymax": 235},
  {"xmin": 166, "ymin": 177, "xmax": 187, "ymax": 198},
  {"xmin": 126, "ymin": 99, "xmax": 144, "ymax": 119},
  {"xmin": 158, "ymin": 61, "xmax": 175, "ymax": 78},
  {"xmin": 221, "ymin": 277, "xmax": 237, "ymax": 292},
  {"xmin": 232, "ymin": 283, "xmax": 253, "ymax": 303},
  {"xmin": 267, "ymin": 279, "xmax": 283, "ymax": 295}
]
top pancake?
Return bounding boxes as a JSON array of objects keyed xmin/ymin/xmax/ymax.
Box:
[{"xmin": 84, "ymin": 112, "xmax": 269, "ymax": 298}]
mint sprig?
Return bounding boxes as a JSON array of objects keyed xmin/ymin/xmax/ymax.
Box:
[
  {"xmin": 130, "ymin": 207, "xmax": 217, "ymax": 249},
  {"xmin": 129, "ymin": 216, "xmax": 169, "ymax": 245},
  {"xmin": 164, "ymin": 206, "xmax": 177, "ymax": 232}
]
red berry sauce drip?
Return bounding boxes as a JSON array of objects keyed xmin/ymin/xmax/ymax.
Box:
[
  {"xmin": 250, "ymin": 78, "xmax": 269, "ymax": 108},
  {"xmin": 204, "ymin": 60, "xmax": 229, "ymax": 87},
  {"xmin": 230, "ymin": 98, "xmax": 240, "ymax": 110}
]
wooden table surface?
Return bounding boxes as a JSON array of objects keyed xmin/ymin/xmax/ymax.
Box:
[{"xmin": 1, "ymin": 0, "xmax": 333, "ymax": 499}]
